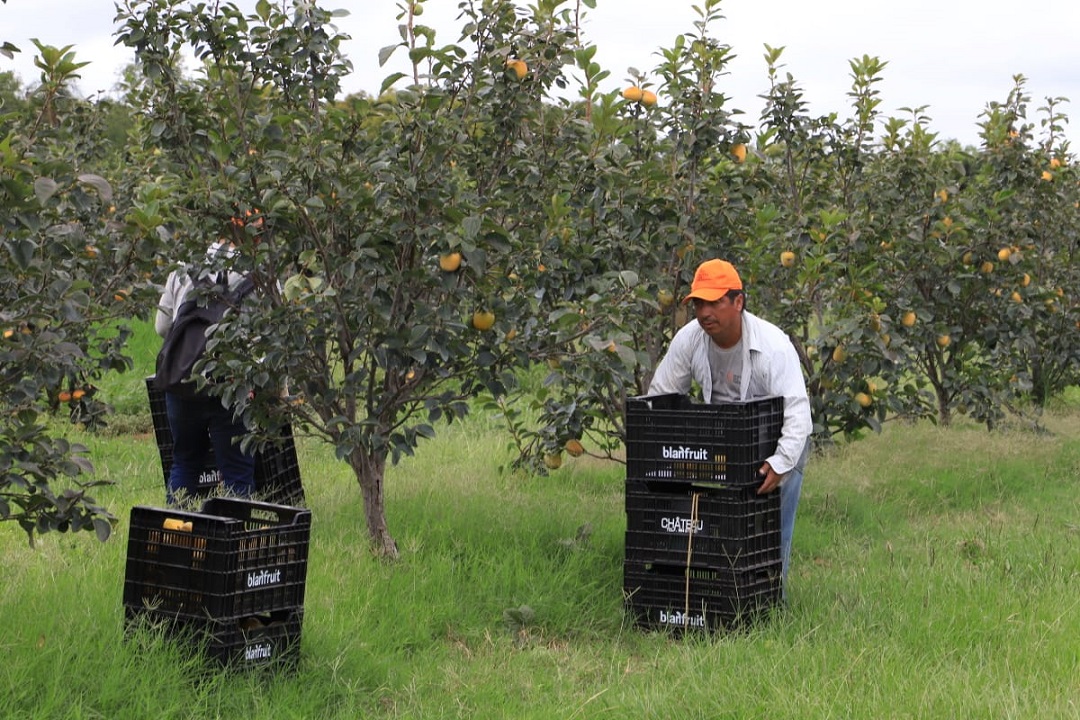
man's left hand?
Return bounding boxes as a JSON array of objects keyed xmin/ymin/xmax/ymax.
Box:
[{"xmin": 756, "ymin": 461, "xmax": 784, "ymax": 494}]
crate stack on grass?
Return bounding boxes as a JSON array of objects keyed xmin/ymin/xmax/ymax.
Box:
[
  {"xmin": 123, "ymin": 497, "xmax": 311, "ymax": 670},
  {"xmin": 146, "ymin": 376, "xmax": 305, "ymax": 507},
  {"xmin": 623, "ymin": 393, "xmax": 785, "ymax": 632}
]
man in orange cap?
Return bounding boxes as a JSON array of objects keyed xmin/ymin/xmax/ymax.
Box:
[{"xmin": 649, "ymin": 259, "xmax": 812, "ymax": 586}]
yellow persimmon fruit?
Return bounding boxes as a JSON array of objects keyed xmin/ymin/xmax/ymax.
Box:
[
  {"xmin": 854, "ymin": 392, "xmax": 873, "ymax": 408},
  {"xmin": 901, "ymin": 311, "xmax": 917, "ymax": 328},
  {"xmin": 780, "ymin": 251, "xmax": 796, "ymax": 268},
  {"xmin": 439, "ymin": 252, "xmax": 462, "ymax": 272},
  {"xmin": 640, "ymin": 90, "xmax": 657, "ymax": 107},
  {"xmin": 937, "ymin": 334, "xmax": 951, "ymax": 348},
  {"xmin": 621, "ymin": 86, "xmax": 643, "ymax": 102},
  {"xmin": 980, "ymin": 261, "xmax": 994, "ymax": 274},
  {"xmin": 471, "ymin": 310, "xmax": 495, "ymax": 331},
  {"xmin": 1041, "ymin": 170, "xmax": 1053, "ymax": 181},
  {"xmin": 997, "ymin": 247, "xmax": 1011, "ymax": 262},
  {"xmin": 1021, "ymin": 273, "xmax": 1031, "ymax": 287},
  {"xmin": 565, "ymin": 439, "xmax": 585, "ymax": 457},
  {"xmin": 1011, "ymin": 291, "xmax": 1023, "ymax": 304},
  {"xmin": 731, "ymin": 143, "xmax": 747, "ymax": 163},
  {"xmin": 831, "ymin": 345, "xmax": 847, "ymax": 363},
  {"xmin": 505, "ymin": 58, "xmax": 528, "ymax": 80}
]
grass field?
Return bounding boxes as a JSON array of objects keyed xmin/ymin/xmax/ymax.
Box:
[{"xmin": 1, "ymin": 324, "xmax": 1078, "ymax": 719}]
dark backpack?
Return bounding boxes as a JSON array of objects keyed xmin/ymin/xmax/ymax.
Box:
[{"xmin": 153, "ymin": 271, "xmax": 256, "ymax": 396}]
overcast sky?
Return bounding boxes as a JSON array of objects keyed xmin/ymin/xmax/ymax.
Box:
[{"xmin": 4, "ymin": 0, "xmax": 1079, "ymax": 148}]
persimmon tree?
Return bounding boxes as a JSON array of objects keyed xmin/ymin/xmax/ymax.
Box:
[
  {"xmin": 117, "ymin": 0, "xmax": 589, "ymax": 556},
  {"xmin": 0, "ymin": 42, "xmax": 167, "ymax": 543}
]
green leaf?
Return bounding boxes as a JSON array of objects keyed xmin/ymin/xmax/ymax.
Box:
[
  {"xmin": 462, "ymin": 215, "xmax": 482, "ymax": 240},
  {"xmin": 33, "ymin": 177, "xmax": 58, "ymax": 204},
  {"xmin": 380, "ymin": 72, "xmax": 406, "ymax": 95},
  {"xmin": 93, "ymin": 518, "xmax": 112, "ymax": 542},
  {"xmin": 9, "ymin": 237, "xmax": 36, "ymax": 269},
  {"xmin": 77, "ymin": 174, "xmax": 113, "ymax": 201},
  {"xmin": 378, "ymin": 43, "xmax": 400, "ymax": 68}
]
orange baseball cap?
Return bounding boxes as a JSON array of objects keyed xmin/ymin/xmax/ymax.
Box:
[{"xmin": 683, "ymin": 259, "xmax": 743, "ymax": 303}]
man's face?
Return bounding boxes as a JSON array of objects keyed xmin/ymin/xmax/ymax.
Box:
[{"xmin": 692, "ymin": 292, "xmax": 744, "ymax": 348}]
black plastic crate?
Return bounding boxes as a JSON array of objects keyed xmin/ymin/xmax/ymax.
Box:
[
  {"xmin": 251, "ymin": 424, "xmax": 305, "ymax": 507},
  {"xmin": 123, "ymin": 498, "xmax": 311, "ymax": 620},
  {"xmin": 146, "ymin": 376, "xmax": 305, "ymax": 506},
  {"xmin": 623, "ymin": 560, "xmax": 781, "ymax": 633},
  {"xmin": 126, "ymin": 605, "xmax": 303, "ymax": 670},
  {"xmin": 625, "ymin": 483, "xmax": 780, "ymax": 569},
  {"xmin": 625, "ymin": 394, "xmax": 784, "ymax": 487}
]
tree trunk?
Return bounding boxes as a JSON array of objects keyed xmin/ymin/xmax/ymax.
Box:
[
  {"xmin": 937, "ymin": 386, "xmax": 952, "ymax": 427},
  {"xmin": 350, "ymin": 447, "xmax": 399, "ymax": 559}
]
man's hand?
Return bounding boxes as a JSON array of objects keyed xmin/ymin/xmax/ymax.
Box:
[{"xmin": 756, "ymin": 461, "xmax": 784, "ymax": 494}]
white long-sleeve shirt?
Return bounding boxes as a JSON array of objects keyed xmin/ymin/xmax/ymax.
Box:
[
  {"xmin": 155, "ymin": 241, "xmax": 248, "ymax": 338},
  {"xmin": 648, "ymin": 311, "xmax": 812, "ymax": 475}
]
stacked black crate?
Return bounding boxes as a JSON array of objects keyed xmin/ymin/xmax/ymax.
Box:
[
  {"xmin": 146, "ymin": 376, "xmax": 305, "ymax": 507},
  {"xmin": 623, "ymin": 393, "xmax": 785, "ymax": 632},
  {"xmin": 123, "ymin": 497, "xmax": 311, "ymax": 670}
]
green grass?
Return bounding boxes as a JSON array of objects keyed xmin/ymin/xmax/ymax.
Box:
[{"xmin": 2, "ymin": 352, "xmax": 1079, "ymax": 718}]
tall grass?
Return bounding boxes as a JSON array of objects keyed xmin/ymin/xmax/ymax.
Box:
[{"xmin": 2, "ymin": 334, "xmax": 1078, "ymax": 718}]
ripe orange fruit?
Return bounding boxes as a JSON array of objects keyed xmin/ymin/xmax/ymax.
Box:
[
  {"xmin": 780, "ymin": 251, "xmax": 796, "ymax": 268},
  {"xmin": 1041, "ymin": 170, "xmax": 1053, "ymax": 182},
  {"xmin": 831, "ymin": 345, "xmax": 847, "ymax": 363},
  {"xmin": 901, "ymin": 311, "xmax": 917, "ymax": 328},
  {"xmin": 72, "ymin": 388, "xmax": 86, "ymax": 400},
  {"xmin": 471, "ymin": 310, "xmax": 495, "ymax": 331},
  {"xmin": 854, "ymin": 392, "xmax": 873, "ymax": 408},
  {"xmin": 980, "ymin": 261, "xmax": 994, "ymax": 274},
  {"xmin": 1050, "ymin": 157, "xmax": 1062, "ymax": 169},
  {"xmin": 621, "ymin": 86, "xmax": 644, "ymax": 102},
  {"xmin": 997, "ymin": 247, "xmax": 1011, "ymax": 262},
  {"xmin": 1021, "ymin": 273, "xmax": 1031, "ymax": 287},
  {"xmin": 640, "ymin": 90, "xmax": 657, "ymax": 107},
  {"xmin": 731, "ymin": 143, "xmax": 747, "ymax": 163},
  {"xmin": 58, "ymin": 391, "xmax": 72, "ymax": 402},
  {"xmin": 439, "ymin": 252, "xmax": 462, "ymax": 272},
  {"xmin": 505, "ymin": 59, "xmax": 528, "ymax": 80},
  {"xmin": 565, "ymin": 439, "xmax": 584, "ymax": 457},
  {"xmin": 936, "ymin": 334, "xmax": 951, "ymax": 348},
  {"xmin": 1010, "ymin": 291, "xmax": 1023, "ymax": 304}
]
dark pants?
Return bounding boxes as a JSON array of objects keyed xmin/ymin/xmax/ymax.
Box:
[{"xmin": 165, "ymin": 391, "xmax": 255, "ymax": 504}]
